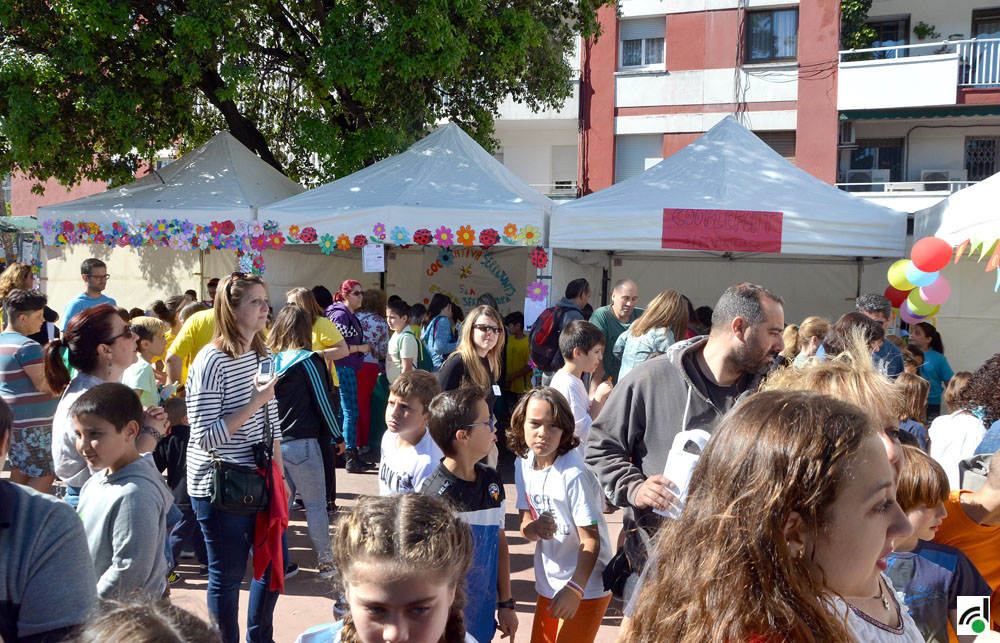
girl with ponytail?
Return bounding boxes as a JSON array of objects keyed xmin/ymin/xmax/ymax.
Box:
[{"xmin": 296, "ymin": 493, "xmax": 476, "ymax": 643}]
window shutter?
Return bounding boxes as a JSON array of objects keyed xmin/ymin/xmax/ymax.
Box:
[
  {"xmin": 551, "ymin": 146, "xmax": 577, "ymax": 184},
  {"xmin": 615, "ymin": 135, "xmax": 663, "ymax": 183},
  {"xmin": 620, "ymin": 17, "xmax": 665, "ymax": 42},
  {"xmin": 756, "ymin": 131, "xmax": 797, "ymax": 164}
]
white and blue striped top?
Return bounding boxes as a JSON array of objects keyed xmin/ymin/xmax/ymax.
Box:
[{"xmin": 185, "ymin": 345, "xmax": 279, "ymax": 499}]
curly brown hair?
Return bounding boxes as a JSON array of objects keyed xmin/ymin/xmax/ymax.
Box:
[
  {"xmin": 962, "ymin": 354, "xmax": 1000, "ymax": 425},
  {"xmin": 622, "ymin": 390, "xmax": 874, "ymax": 643},
  {"xmin": 506, "ymin": 387, "xmax": 580, "ymax": 458}
]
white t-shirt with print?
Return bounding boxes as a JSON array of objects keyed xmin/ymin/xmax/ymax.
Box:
[
  {"xmin": 549, "ymin": 371, "xmax": 592, "ymax": 458},
  {"xmin": 514, "ymin": 448, "xmax": 612, "ymax": 600},
  {"xmin": 378, "ymin": 428, "xmax": 442, "ymax": 495},
  {"xmin": 386, "ymin": 330, "xmax": 419, "ymax": 384}
]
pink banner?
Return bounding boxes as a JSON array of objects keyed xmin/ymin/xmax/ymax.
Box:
[{"xmin": 662, "ymin": 209, "xmax": 783, "ymax": 253}]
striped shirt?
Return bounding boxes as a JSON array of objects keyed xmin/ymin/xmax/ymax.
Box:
[
  {"xmin": 185, "ymin": 345, "xmax": 279, "ymax": 499},
  {"xmin": 0, "ymin": 332, "xmax": 58, "ymax": 430}
]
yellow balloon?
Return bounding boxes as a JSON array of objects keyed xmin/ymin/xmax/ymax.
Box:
[
  {"xmin": 907, "ymin": 289, "xmax": 936, "ymax": 316},
  {"xmin": 888, "ymin": 259, "xmax": 915, "ymax": 291}
]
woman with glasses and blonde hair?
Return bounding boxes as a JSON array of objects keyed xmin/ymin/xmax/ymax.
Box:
[
  {"xmin": 326, "ymin": 279, "xmax": 372, "ymax": 473},
  {"xmin": 437, "ymin": 305, "xmax": 505, "ymax": 465},
  {"xmin": 185, "ymin": 273, "xmax": 284, "ymax": 643}
]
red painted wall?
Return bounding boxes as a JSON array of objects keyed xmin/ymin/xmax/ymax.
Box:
[
  {"xmin": 666, "ymin": 11, "xmax": 739, "ymax": 72},
  {"xmin": 958, "ymin": 87, "xmax": 1000, "ymax": 105},
  {"xmin": 11, "ymin": 174, "xmax": 108, "ymax": 218},
  {"xmin": 664, "ymin": 133, "xmax": 700, "ymax": 158},
  {"xmin": 794, "ymin": 0, "xmax": 840, "ymax": 183},
  {"xmin": 580, "ymin": 5, "xmax": 619, "ymax": 194}
]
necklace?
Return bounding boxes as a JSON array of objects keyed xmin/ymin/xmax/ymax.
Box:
[{"xmin": 874, "ymin": 578, "xmax": 889, "ymax": 611}]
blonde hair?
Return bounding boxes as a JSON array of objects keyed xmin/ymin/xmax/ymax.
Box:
[
  {"xmin": 896, "ymin": 373, "xmax": 929, "ymax": 424},
  {"xmin": 780, "ymin": 316, "xmax": 831, "ymax": 361},
  {"xmin": 73, "ymin": 599, "xmax": 219, "ymax": 642},
  {"xmin": 629, "ymin": 289, "xmax": 688, "ymax": 341},
  {"xmin": 896, "ymin": 445, "xmax": 949, "ymax": 511},
  {"xmin": 334, "ymin": 494, "xmax": 473, "ymax": 643},
  {"xmin": 213, "ymin": 273, "xmax": 268, "ymax": 359},
  {"xmin": 286, "ymin": 287, "xmax": 322, "ymax": 323},
  {"xmin": 0, "ymin": 263, "xmax": 33, "ymax": 301},
  {"xmin": 454, "ymin": 305, "xmax": 504, "ymax": 388},
  {"xmin": 762, "ymin": 328, "xmax": 902, "ymax": 430},
  {"xmin": 945, "ymin": 372, "xmax": 973, "ymax": 410},
  {"xmin": 128, "ymin": 316, "xmax": 168, "ymax": 346}
]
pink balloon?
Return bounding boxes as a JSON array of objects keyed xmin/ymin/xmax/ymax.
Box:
[
  {"xmin": 900, "ymin": 301, "xmax": 928, "ymax": 325},
  {"xmin": 919, "ymin": 275, "xmax": 951, "ymax": 305}
]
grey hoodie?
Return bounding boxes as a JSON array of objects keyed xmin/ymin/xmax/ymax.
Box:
[
  {"xmin": 78, "ymin": 455, "xmax": 173, "ymax": 599},
  {"xmin": 584, "ymin": 336, "xmax": 762, "ymax": 571}
]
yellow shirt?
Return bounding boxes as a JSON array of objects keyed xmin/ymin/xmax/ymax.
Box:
[
  {"xmin": 311, "ymin": 317, "xmax": 344, "ymax": 387},
  {"xmin": 166, "ymin": 309, "xmax": 216, "ymax": 386},
  {"xmin": 505, "ymin": 335, "xmax": 531, "ymax": 394}
]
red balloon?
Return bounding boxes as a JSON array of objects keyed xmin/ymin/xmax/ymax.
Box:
[
  {"xmin": 884, "ymin": 285, "xmax": 908, "ymax": 309},
  {"xmin": 911, "ymin": 237, "xmax": 953, "ymax": 272}
]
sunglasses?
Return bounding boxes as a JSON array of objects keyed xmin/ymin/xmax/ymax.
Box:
[
  {"xmin": 103, "ymin": 326, "xmax": 134, "ymax": 344},
  {"xmin": 349, "ymin": 290, "xmax": 363, "ymax": 296},
  {"xmin": 473, "ymin": 324, "xmax": 502, "ymax": 335},
  {"xmin": 226, "ymin": 272, "xmax": 252, "ymax": 300}
]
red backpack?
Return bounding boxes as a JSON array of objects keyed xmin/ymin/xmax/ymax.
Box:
[{"xmin": 529, "ymin": 306, "xmax": 568, "ymax": 372}]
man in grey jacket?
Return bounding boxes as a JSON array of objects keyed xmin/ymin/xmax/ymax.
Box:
[{"xmin": 585, "ymin": 282, "xmax": 785, "ymax": 595}]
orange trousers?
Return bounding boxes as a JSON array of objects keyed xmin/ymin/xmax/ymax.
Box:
[{"xmin": 529, "ymin": 592, "xmax": 612, "ymax": 643}]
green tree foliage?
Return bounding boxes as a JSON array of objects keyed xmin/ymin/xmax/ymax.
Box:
[
  {"xmin": 840, "ymin": 0, "xmax": 876, "ymax": 51},
  {"xmin": 0, "ymin": 0, "xmax": 613, "ymax": 190}
]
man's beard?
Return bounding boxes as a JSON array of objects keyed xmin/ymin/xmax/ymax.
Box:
[{"xmin": 725, "ymin": 335, "xmax": 773, "ymax": 376}]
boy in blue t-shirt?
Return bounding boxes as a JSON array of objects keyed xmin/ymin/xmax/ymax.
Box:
[
  {"xmin": 421, "ymin": 386, "xmax": 516, "ymax": 643},
  {"xmin": 886, "ymin": 446, "xmax": 990, "ymax": 642}
]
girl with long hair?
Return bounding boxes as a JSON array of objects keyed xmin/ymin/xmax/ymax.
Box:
[
  {"xmin": 614, "ymin": 289, "xmax": 689, "ymax": 380},
  {"xmin": 780, "ymin": 315, "xmax": 831, "ymax": 366},
  {"xmin": 896, "ymin": 373, "xmax": 930, "ymax": 451},
  {"xmin": 928, "ymin": 370, "xmax": 985, "ymax": 491},
  {"xmin": 326, "ymin": 279, "xmax": 373, "ymax": 473},
  {"xmin": 295, "ymin": 493, "xmax": 475, "ymax": 643},
  {"xmin": 185, "ymin": 273, "xmax": 283, "ymax": 643},
  {"xmin": 622, "ymin": 390, "xmax": 918, "ymax": 643},
  {"xmin": 909, "ymin": 322, "xmax": 954, "ymax": 420},
  {"xmin": 267, "ymin": 305, "xmax": 344, "ymax": 580},
  {"xmin": 421, "ymin": 293, "xmax": 458, "ymax": 370}
]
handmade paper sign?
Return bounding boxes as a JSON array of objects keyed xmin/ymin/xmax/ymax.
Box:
[{"xmin": 662, "ymin": 209, "xmax": 783, "ymax": 253}]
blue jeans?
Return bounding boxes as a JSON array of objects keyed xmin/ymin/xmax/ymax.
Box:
[
  {"xmin": 335, "ymin": 366, "xmax": 359, "ymax": 450},
  {"xmin": 165, "ymin": 503, "xmax": 182, "ymax": 568},
  {"xmin": 192, "ymin": 496, "xmax": 281, "ymax": 643},
  {"xmin": 64, "ymin": 485, "xmax": 82, "ymax": 508},
  {"xmin": 281, "ymin": 438, "xmax": 333, "ymax": 565},
  {"xmin": 169, "ymin": 506, "xmax": 208, "ymax": 569}
]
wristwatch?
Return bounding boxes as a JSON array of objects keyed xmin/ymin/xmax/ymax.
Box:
[{"xmin": 497, "ymin": 599, "xmax": 516, "ymax": 610}]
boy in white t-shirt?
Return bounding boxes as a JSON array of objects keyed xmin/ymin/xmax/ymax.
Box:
[
  {"xmin": 378, "ymin": 370, "xmax": 443, "ymax": 495},
  {"xmin": 385, "ymin": 299, "xmax": 419, "ymax": 384},
  {"xmin": 549, "ymin": 320, "xmax": 613, "ymax": 455},
  {"xmin": 121, "ymin": 316, "xmax": 168, "ymax": 409}
]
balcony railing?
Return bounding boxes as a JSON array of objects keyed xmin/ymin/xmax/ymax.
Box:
[
  {"xmin": 530, "ymin": 182, "xmax": 578, "ymax": 198},
  {"xmin": 835, "ymin": 180, "xmax": 976, "ymax": 193},
  {"xmin": 839, "ymin": 38, "xmax": 1000, "ymax": 87}
]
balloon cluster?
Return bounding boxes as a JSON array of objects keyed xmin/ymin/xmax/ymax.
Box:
[{"xmin": 885, "ymin": 237, "xmax": 953, "ymax": 325}]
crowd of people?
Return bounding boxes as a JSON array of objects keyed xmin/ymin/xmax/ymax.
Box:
[{"xmin": 1, "ymin": 256, "xmax": 999, "ymax": 643}]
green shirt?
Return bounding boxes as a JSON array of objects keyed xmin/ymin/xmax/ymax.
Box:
[{"xmin": 589, "ymin": 305, "xmax": 643, "ymax": 383}]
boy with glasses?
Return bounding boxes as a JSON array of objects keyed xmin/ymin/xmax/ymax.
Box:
[{"xmin": 62, "ymin": 258, "xmax": 116, "ymax": 325}]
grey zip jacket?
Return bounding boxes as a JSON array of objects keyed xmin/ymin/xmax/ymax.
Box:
[{"xmin": 584, "ymin": 335, "xmax": 762, "ymax": 573}]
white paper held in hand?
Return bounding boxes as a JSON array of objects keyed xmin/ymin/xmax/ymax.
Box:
[{"xmin": 654, "ymin": 429, "xmax": 712, "ymax": 519}]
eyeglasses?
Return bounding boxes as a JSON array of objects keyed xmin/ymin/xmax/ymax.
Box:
[
  {"xmin": 349, "ymin": 290, "xmax": 363, "ymax": 297},
  {"xmin": 103, "ymin": 326, "xmax": 134, "ymax": 344},
  {"xmin": 473, "ymin": 324, "xmax": 501, "ymax": 335},
  {"xmin": 86, "ymin": 273, "xmax": 110, "ymax": 281}
]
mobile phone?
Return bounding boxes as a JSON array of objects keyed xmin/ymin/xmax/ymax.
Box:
[{"xmin": 257, "ymin": 359, "xmax": 273, "ymax": 383}]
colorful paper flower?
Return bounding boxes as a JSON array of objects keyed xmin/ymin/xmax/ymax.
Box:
[
  {"xmin": 235, "ymin": 220, "xmax": 249, "ymax": 237},
  {"xmin": 219, "ymin": 220, "xmax": 236, "ymax": 235},
  {"xmin": 210, "ymin": 221, "xmax": 223, "ymax": 235},
  {"xmin": 413, "ymin": 229, "xmax": 432, "ymax": 245},
  {"xmin": 197, "ymin": 233, "xmax": 212, "ymax": 250},
  {"xmin": 264, "ymin": 220, "xmax": 279, "ymax": 233},
  {"xmin": 521, "ymin": 224, "xmax": 540, "ymax": 246},
  {"xmin": 253, "ymin": 254, "xmax": 265, "ymax": 271},
  {"xmin": 61, "ymin": 221, "xmax": 74, "ymax": 233},
  {"xmin": 299, "ymin": 227, "xmax": 318, "ymax": 244},
  {"xmin": 268, "ymin": 233, "xmax": 285, "ymax": 250},
  {"xmin": 288, "ymin": 225, "xmax": 300, "ymax": 240},
  {"xmin": 43, "ymin": 220, "xmax": 57, "ymax": 236},
  {"xmin": 527, "ymin": 281, "xmax": 549, "ymax": 302},
  {"xmin": 434, "ymin": 226, "xmax": 453, "ymax": 247},
  {"xmin": 479, "ymin": 229, "xmax": 499, "ymax": 248},
  {"xmin": 354, "ymin": 234, "xmax": 368, "ymax": 248},
  {"xmin": 438, "ymin": 249, "xmax": 454, "ymax": 267},
  {"xmin": 116, "ymin": 236, "xmax": 129, "ymax": 248},
  {"xmin": 318, "ymin": 235, "xmax": 336, "ymax": 254},
  {"xmin": 251, "ymin": 236, "xmax": 267, "ymax": 251},
  {"xmin": 530, "ymin": 247, "xmax": 548, "ymax": 269},
  {"xmin": 168, "ymin": 235, "xmax": 186, "ymax": 250},
  {"xmin": 390, "ymin": 226, "xmax": 409, "ymax": 245},
  {"xmin": 248, "ymin": 220, "xmax": 264, "ymax": 237},
  {"xmin": 503, "ymin": 223, "xmax": 518, "ymax": 239},
  {"xmin": 336, "ymin": 234, "xmax": 351, "ymax": 251},
  {"xmin": 456, "ymin": 225, "xmax": 475, "ymax": 247},
  {"xmin": 373, "ymin": 222, "xmax": 387, "ymax": 240}
]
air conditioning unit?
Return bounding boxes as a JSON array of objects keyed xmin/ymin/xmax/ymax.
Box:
[
  {"xmin": 839, "ymin": 121, "xmax": 856, "ymax": 147},
  {"xmin": 921, "ymin": 169, "xmax": 967, "ymax": 191},
  {"xmin": 845, "ymin": 169, "xmax": 873, "ymax": 191}
]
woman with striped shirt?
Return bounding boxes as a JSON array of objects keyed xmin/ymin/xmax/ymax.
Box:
[{"xmin": 186, "ymin": 273, "xmax": 283, "ymax": 643}]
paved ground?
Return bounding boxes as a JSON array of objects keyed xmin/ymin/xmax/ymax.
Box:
[{"xmin": 168, "ymin": 454, "xmax": 626, "ymax": 643}]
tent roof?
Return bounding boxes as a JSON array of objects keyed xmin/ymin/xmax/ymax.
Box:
[
  {"xmin": 550, "ymin": 116, "xmax": 906, "ymax": 256},
  {"xmin": 38, "ymin": 131, "xmax": 304, "ymax": 225},
  {"xmin": 914, "ymin": 170, "xmax": 1000, "ymax": 244},
  {"xmin": 258, "ymin": 123, "xmax": 552, "ymax": 242}
]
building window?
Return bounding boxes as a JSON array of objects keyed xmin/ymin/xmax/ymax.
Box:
[
  {"xmin": 746, "ymin": 9, "xmax": 798, "ymax": 63},
  {"xmin": 868, "ymin": 17, "xmax": 909, "ymax": 58},
  {"xmin": 620, "ymin": 17, "xmax": 665, "ymax": 69},
  {"xmin": 965, "ymin": 137, "xmax": 998, "ymax": 181},
  {"xmin": 846, "ymin": 138, "xmax": 903, "ymax": 191},
  {"xmin": 756, "ymin": 131, "xmax": 797, "ymax": 164},
  {"xmin": 615, "ymin": 134, "xmax": 662, "ymax": 184}
]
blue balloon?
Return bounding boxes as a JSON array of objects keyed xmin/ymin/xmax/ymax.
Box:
[{"xmin": 904, "ymin": 262, "xmax": 938, "ymax": 288}]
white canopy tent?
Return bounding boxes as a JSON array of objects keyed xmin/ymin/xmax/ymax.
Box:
[
  {"xmin": 38, "ymin": 131, "xmax": 304, "ymax": 226},
  {"xmin": 911, "ymin": 172, "xmax": 1000, "ymax": 373},
  {"xmin": 551, "ymin": 116, "xmax": 906, "ymax": 255},
  {"xmin": 259, "ymin": 123, "xmax": 553, "ymax": 241}
]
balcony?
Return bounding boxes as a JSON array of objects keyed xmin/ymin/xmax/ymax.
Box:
[
  {"xmin": 838, "ymin": 39, "xmax": 1000, "ymax": 111},
  {"xmin": 530, "ymin": 182, "xmax": 578, "ymax": 201},
  {"xmin": 834, "ymin": 180, "xmax": 977, "ymax": 212}
]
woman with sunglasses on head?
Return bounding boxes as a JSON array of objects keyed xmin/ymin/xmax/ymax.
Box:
[
  {"xmin": 325, "ymin": 279, "xmax": 373, "ymax": 473},
  {"xmin": 43, "ymin": 303, "xmax": 167, "ymax": 507},
  {"xmin": 437, "ymin": 305, "xmax": 505, "ymax": 465},
  {"xmin": 185, "ymin": 273, "xmax": 284, "ymax": 643}
]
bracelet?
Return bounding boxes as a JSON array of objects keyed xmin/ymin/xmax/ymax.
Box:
[
  {"xmin": 497, "ymin": 599, "xmax": 516, "ymax": 610},
  {"xmin": 564, "ymin": 580, "xmax": 584, "ymax": 599}
]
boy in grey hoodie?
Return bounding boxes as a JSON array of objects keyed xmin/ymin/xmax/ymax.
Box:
[{"xmin": 74, "ymin": 383, "xmax": 173, "ymax": 599}]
